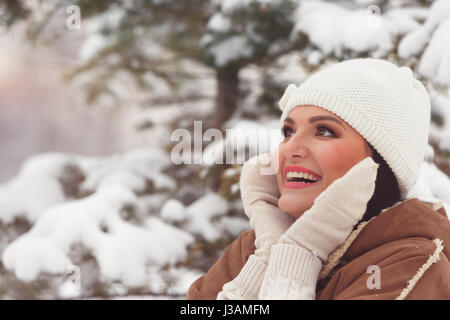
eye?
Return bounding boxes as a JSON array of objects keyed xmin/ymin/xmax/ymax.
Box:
[
  {"xmin": 316, "ymin": 125, "xmax": 336, "ymax": 137},
  {"xmin": 281, "ymin": 125, "xmax": 294, "ymax": 139},
  {"xmin": 281, "ymin": 124, "xmax": 337, "ymax": 140}
]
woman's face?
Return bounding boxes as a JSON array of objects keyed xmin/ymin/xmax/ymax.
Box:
[{"xmin": 275, "ymin": 105, "xmax": 373, "ymax": 219}]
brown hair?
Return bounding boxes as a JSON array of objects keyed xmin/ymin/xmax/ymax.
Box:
[{"xmin": 361, "ymin": 143, "xmax": 401, "ymax": 222}]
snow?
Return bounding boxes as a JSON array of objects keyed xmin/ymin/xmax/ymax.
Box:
[
  {"xmin": 207, "ymin": 35, "xmax": 254, "ymax": 67},
  {"xmin": 0, "ymin": 146, "xmax": 223, "ymax": 296},
  {"xmin": 397, "ymin": 26, "xmax": 430, "ymax": 58},
  {"xmin": 429, "ymin": 90, "xmax": 450, "ymax": 152},
  {"xmin": 3, "ymin": 236, "xmax": 73, "ymax": 282},
  {"xmin": 230, "ymin": 182, "xmax": 240, "ymax": 195},
  {"xmin": 0, "ymin": 141, "xmax": 244, "ymax": 296},
  {"xmin": 269, "ymin": 52, "xmax": 309, "ymax": 84},
  {"xmin": 406, "ymin": 161, "xmax": 450, "ymax": 209},
  {"xmin": 160, "ymin": 199, "xmax": 188, "ymax": 223},
  {"xmin": 59, "ymin": 271, "xmax": 82, "ymax": 299},
  {"xmin": 207, "ymin": 13, "xmax": 232, "ymax": 33},
  {"xmin": 421, "ymin": 162, "xmax": 450, "ymax": 207},
  {"xmin": 293, "ymin": 0, "xmax": 450, "ymax": 84},
  {"xmin": 79, "ymin": 6, "xmax": 125, "ymax": 61},
  {"xmin": 384, "ymin": 7, "xmax": 425, "ymax": 34},
  {"xmin": 426, "ymin": 0, "xmax": 450, "ymax": 28},
  {"xmin": 0, "ymin": 148, "xmax": 176, "ymax": 226},
  {"xmin": 397, "ymin": 0, "xmax": 450, "ymax": 86},
  {"xmin": 353, "ymin": 0, "xmax": 380, "ymax": 5},
  {"xmin": 79, "ymin": 34, "xmax": 112, "ymax": 61},
  {"xmin": 206, "ymin": 0, "xmax": 450, "ymax": 85},
  {"xmin": 217, "ymin": 216, "xmax": 249, "ymax": 237},
  {"xmin": 185, "ymin": 193, "xmax": 229, "ymax": 242},
  {"xmin": 0, "ymin": 153, "xmax": 72, "ymax": 223},
  {"xmin": 306, "ymin": 50, "xmax": 324, "ymax": 66},
  {"xmin": 2, "ymin": 184, "xmax": 194, "ymax": 288},
  {"xmin": 218, "ymin": 0, "xmax": 284, "ymax": 14},
  {"xmin": 292, "ymin": 0, "xmax": 406, "ymax": 58},
  {"xmin": 220, "ymin": 0, "xmax": 251, "ymax": 14},
  {"xmin": 417, "ymin": 17, "xmax": 450, "ymax": 86},
  {"xmin": 137, "ymin": 193, "xmax": 170, "ymax": 215},
  {"xmin": 78, "ymin": 147, "xmax": 175, "ymax": 193}
]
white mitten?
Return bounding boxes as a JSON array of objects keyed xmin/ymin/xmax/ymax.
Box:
[
  {"xmin": 239, "ymin": 153, "xmax": 294, "ymax": 263},
  {"xmin": 279, "ymin": 156, "xmax": 379, "ymax": 261},
  {"xmin": 259, "ymin": 156, "xmax": 379, "ymax": 300},
  {"xmin": 217, "ymin": 153, "xmax": 293, "ymax": 299}
]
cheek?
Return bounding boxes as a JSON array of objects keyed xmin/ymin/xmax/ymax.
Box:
[
  {"xmin": 275, "ymin": 137, "xmax": 369, "ymax": 191},
  {"xmin": 276, "ymin": 165, "xmax": 284, "ymax": 190},
  {"xmin": 319, "ymin": 140, "xmax": 369, "ymax": 184},
  {"xmin": 319, "ymin": 143, "xmax": 347, "ymax": 171},
  {"xmin": 275, "ymin": 145, "xmax": 286, "ymax": 189}
]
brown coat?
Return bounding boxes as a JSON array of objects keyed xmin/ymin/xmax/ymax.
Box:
[{"xmin": 187, "ymin": 198, "xmax": 450, "ymax": 300}]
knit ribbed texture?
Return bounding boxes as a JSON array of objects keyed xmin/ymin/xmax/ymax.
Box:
[
  {"xmin": 259, "ymin": 244, "xmax": 322, "ymax": 300},
  {"xmin": 217, "ymin": 254, "xmax": 267, "ymax": 300},
  {"xmin": 278, "ymin": 58, "xmax": 431, "ymax": 199}
]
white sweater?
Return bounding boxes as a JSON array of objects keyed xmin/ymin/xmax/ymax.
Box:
[{"xmin": 217, "ymin": 244, "xmax": 322, "ymax": 300}]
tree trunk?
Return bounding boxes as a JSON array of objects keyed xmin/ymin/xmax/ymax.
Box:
[{"xmin": 215, "ymin": 66, "xmax": 239, "ymax": 129}]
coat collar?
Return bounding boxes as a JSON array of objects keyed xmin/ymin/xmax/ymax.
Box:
[{"xmin": 319, "ymin": 198, "xmax": 450, "ymax": 280}]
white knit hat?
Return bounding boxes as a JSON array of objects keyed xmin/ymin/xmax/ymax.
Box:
[{"xmin": 278, "ymin": 58, "xmax": 431, "ymax": 200}]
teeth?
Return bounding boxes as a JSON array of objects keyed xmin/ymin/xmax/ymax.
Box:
[{"xmin": 286, "ymin": 171, "xmax": 320, "ymax": 181}]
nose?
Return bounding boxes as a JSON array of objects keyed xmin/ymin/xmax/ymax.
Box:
[
  {"xmin": 289, "ymin": 147, "xmax": 309, "ymax": 159},
  {"xmin": 284, "ymin": 135, "xmax": 310, "ymax": 159}
]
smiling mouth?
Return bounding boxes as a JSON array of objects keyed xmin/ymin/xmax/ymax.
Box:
[
  {"xmin": 282, "ymin": 165, "xmax": 322, "ymax": 190},
  {"xmin": 284, "ymin": 170, "xmax": 321, "ymax": 189},
  {"xmin": 287, "ymin": 176, "xmax": 319, "ymax": 183}
]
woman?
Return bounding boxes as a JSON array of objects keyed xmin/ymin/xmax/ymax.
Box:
[{"xmin": 187, "ymin": 58, "xmax": 450, "ymax": 300}]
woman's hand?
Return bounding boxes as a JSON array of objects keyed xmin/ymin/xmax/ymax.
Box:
[
  {"xmin": 240, "ymin": 153, "xmax": 294, "ymax": 263},
  {"xmin": 278, "ymin": 156, "xmax": 379, "ymax": 262}
]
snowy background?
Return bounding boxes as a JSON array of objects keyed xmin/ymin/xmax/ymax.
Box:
[{"xmin": 0, "ymin": 0, "xmax": 449, "ymax": 299}]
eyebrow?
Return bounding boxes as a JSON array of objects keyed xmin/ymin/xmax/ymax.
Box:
[{"xmin": 284, "ymin": 115, "xmax": 347, "ymax": 131}]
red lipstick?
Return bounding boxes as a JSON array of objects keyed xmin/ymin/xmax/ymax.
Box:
[
  {"xmin": 284, "ymin": 181, "xmax": 319, "ymax": 189},
  {"xmin": 283, "ymin": 166, "xmax": 321, "ymax": 190}
]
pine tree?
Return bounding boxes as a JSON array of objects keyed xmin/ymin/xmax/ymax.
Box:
[{"xmin": 201, "ymin": 0, "xmax": 306, "ymax": 127}]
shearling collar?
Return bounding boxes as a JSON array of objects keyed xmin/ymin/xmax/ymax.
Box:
[{"xmin": 319, "ymin": 198, "xmax": 449, "ymax": 280}]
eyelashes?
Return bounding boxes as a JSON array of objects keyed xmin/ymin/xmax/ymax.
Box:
[
  {"xmin": 281, "ymin": 125, "xmax": 294, "ymax": 138},
  {"xmin": 281, "ymin": 124, "xmax": 337, "ymax": 138}
]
